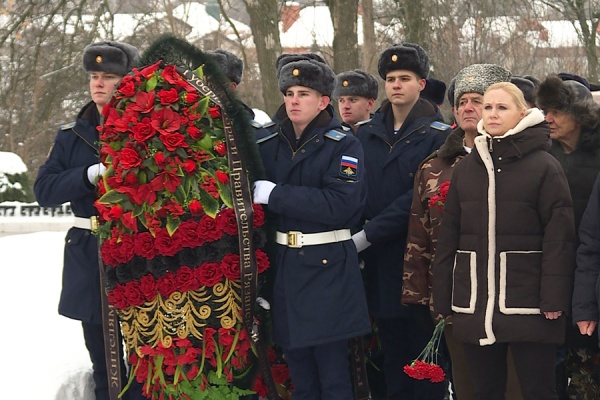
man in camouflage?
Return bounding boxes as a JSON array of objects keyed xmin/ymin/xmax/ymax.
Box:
[{"xmin": 402, "ymin": 63, "xmax": 518, "ymax": 400}]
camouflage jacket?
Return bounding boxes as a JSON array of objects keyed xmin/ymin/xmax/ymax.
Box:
[{"xmin": 402, "ymin": 127, "xmax": 468, "ymax": 307}]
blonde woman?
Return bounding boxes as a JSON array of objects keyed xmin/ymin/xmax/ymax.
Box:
[{"xmin": 433, "ymin": 82, "xmax": 576, "ymax": 399}]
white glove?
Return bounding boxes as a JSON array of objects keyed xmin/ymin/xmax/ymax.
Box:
[
  {"xmin": 253, "ymin": 180, "xmax": 276, "ymax": 204},
  {"xmin": 87, "ymin": 163, "xmax": 107, "ymax": 185},
  {"xmin": 352, "ymin": 230, "xmax": 371, "ymax": 253}
]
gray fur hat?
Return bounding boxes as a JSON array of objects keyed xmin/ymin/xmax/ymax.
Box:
[
  {"xmin": 453, "ymin": 64, "xmax": 511, "ymax": 108},
  {"xmin": 332, "ymin": 69, "xmax": 378, "ymax": 100},
  {"xmin": 278, "ymin": 57, "xmax": 336, "ymax": 96},
  {"xmin": 206, "ymin": 49, "xmax": 243, "ymax": 84},
  {"xmin": 83, "ymin": 41, "xmax": 139, "ymax": 76},
  {"xmin": 377, "ymin": 43, "xmax": 430, "ymax": 79},
  {"xmin": 275, "ymin": 53, "xmax": 327, "ymax": 78},
  {"xmin": 537, "ymin": 74, "xmax": 596, "ymax": 121}
]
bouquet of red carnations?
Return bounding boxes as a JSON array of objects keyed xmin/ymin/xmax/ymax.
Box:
[{"xmin": 403, "ymin": 319, "xmax": 446, "ymax": 383}]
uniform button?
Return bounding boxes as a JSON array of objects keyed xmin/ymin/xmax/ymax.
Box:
[
  {"xmin": 322, "ymin": 259, "xmax": 328, "ymax": 265},
  {"xmin": 301, "ymin": 149, "xmax": 305, "ymax": 153},
  {"xmin": 409, "ymin": 172, "xmax": 414, "ymax": 177},
  {"xmin": 67, "ymin": 239, "xmax": 72, "ymax": 244},
  {"xmin": 497, "ymin": 168, "xmax": 502, "ymax": 172},
  {"xmin": 316, "ymin": 139, "xmax": 320, "ymax": 143},
  {"xmin": 406, "ymin": 139, "xmax": 410, "ymax": 144},
  {"xmin": 498, "ymin": 156, "xmax": 503, "ymax": 161}
]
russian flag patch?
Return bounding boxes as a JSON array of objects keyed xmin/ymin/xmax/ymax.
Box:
[{"xmin": 340, "ymin": 155, "xmax": 358, "ymax": 180}]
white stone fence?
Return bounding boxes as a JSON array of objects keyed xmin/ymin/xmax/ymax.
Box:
[{"xmin": 0, "ymin": 201, "xmax": 75, "ymax": 233}]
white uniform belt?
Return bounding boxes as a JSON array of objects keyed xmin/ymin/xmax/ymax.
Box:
[
  {"xmin": 276, "ymin": 229, "xmax": 351, "ymax": 248},
  {"xmin": 73, "ymin": 216, "xmax": 98, "ymax": 230}
]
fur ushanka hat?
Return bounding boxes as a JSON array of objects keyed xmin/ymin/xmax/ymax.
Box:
[
  {"xmin": 83, "ymin": 41, "xmax": 139, "ymax": 76},
  {"xmin": 206, "ymin": 49, "xmax": 243, "ymax": 84},
  {"xmin": 278, "ymin": 55, "xmax": 336, "ymax": 96},
  {"xmin": 377, "ymin": 43, "xmax": 430, "ymax": 79},
  {"xmin": 453, "ymin": 63, "xmax": 511, "ymax": 108},
  {"xmin": 421, "ymin": 77, "xmax": 447, "ymax": 105},
  {"xmin": 275, "ymin": 53, "xmax": 327, "ymax": 79},
  {"xmin": 333, "ymin": 69, "xmax": 378, "ymax": 100},
  {"xmin": 537, "ymin": 74, "xmax": 599, "ymax": 128}
]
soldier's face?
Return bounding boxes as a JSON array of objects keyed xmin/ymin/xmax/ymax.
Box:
[
  {"xmin": 384, "ymin": 70, "xmax": 424, "ymax": 108},
  {"xmin": 284, "ymin": 86, "xmax": 329, "ymax": 131},
  {"xmin": 89, "ymin": 71, "xmax": 122, "ymax": 108},
  {"xmin": 337, "ymin": 95, "xmax": 374, "ymax": 126},
  {"xmin": 455, "ymin": 93, "xmax": 484, "ymax": 134}
]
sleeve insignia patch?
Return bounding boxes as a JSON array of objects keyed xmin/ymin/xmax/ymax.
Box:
[{"xmin": 340, "ymin": 154, "xmax": 359, "ymax": 180}]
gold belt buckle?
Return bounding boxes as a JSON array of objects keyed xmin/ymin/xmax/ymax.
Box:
[
  {"xmin": 90, "ymin": 216, "xmax": 99, "ymax": 231},
  {"xmin": 287, "ymin": 231, "xmax": 302, "ymax": 248}
]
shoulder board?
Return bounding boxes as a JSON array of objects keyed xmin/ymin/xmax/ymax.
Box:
[
  {"xmin": 430, "ymin": 121, "xmax": 451, "ymax": 131},
  {"xmin": 250, "ymin": 120, "xmax": 262, "ymax": 128},
  {"xmin": 324, "ymin": 130, "xmax": 346, "ymax": 141},
  {"xmin": 60, "ymin": 122, "xmax": 76, "ymax": 130},
  {"xmin": 256, "ymin": 131, "xmax": 278, "ymax": 144},
  {"xmin": 261, "ymin": 120, "xmax": 276, "ymax": 128}
]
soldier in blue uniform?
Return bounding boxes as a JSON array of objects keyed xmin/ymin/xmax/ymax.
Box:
[
  {"xmin": 34, "ymin": 41, "xmax": 143, "ymax": 400},
  {"xmin": 351, "ymin": 43, "xmax": 451, "ymax": 399},
  {"xmin": 253, "ymin": 54, "xmax": 371, "ymax": 399},
  {"xmin": 333, "ymin": 69, "xmax": 379, "ymax": 134}
]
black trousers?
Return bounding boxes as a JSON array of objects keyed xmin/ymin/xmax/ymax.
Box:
[
  {"xmin": 284, "ymin": 339, "xmax": 353, "ymax": 400},
  {"xmin": 462, "ymin": 341, "xmax": 558, "ymax": 400},
  {"xmin": 82, "ymin": 322, "xmax": 145, "ymax": 400}
]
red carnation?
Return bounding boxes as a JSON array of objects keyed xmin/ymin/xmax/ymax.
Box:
[
  {"xmin": 256, "ymin": 249, "xmax": 270, "ymax": 273},
  {"xmin": 133, "ymin": 232, "xmax": 156, "ymax": 259},
  {"xmin": 217, "ymin": 208, "xmax": 238, "ymax": 236},
  {"xmin": 140, "ymin": 275, "xmax": 158, "ymax": 301},
  {"xmin": 196, "ymin": 262, "xmax": 223, "ymax": 287},
  {"xmin": 221, "ymin": 254, "xmax": 240, "ymax": 281},
  {"xmin": 155, "ymin": 229, "xmax": 183, "ymax": 257},
  {"xmin": 131, "ymin": 118, "xmax": 155, "ymax": 142},
  {"xmin": 158, "ymin": 87, "xmax": 180, "ymax": 105},
  {"xmin": 117, "ymin": 75, "xmax": 137, "ymax": 97},
  {"xmin": 119, "ymin": 147, "xmax": 142, "ymax": 169},
  {"xmin": 198, "ymin": 215, "xmax": 224, "ymax": 242},
  {"xmin": 157, "ymin": 271, "xmax": 178, "ymax": 298}
]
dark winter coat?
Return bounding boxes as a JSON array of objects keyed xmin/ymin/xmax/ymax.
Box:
[
  {"xmin": 403, "ymin": 127, "xmax": 468, "ymax": 307},
  {"xmin": 257, "ymin": 105, "xmax": 371, "ymax": 349},
  {"xmin": 548, "ymin": 107, "xmax": 600, "ymax": 348},
  {"xmin": 34, "ymin": 102, "xmax": 103, "ymax": 324},
  {"xmin": 433, "ymin": 109, "xmax": 576, "ymax": 345},
  {"xmin": 573, "ymin": 173, "xmax": 600, "ymax": 347},
  {"xmin": 356, "ymin": 99, "xmax": 450, "ymax": 317}
]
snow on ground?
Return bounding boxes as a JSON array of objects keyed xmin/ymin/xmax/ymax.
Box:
[{"xmin": 0, "ymin": 231, "xmax": 93, "ymax": 400}]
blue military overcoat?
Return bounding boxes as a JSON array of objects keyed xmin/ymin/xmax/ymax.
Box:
[
  {"xmin": 34, "ymin": 102, "xmax": 103, "ymax": 324},
  {"xmin": 257, "ymin": 106, "xmax": 371, "ymax": 349},
  {"xmin": 357, "ymin": 99, "xmax": 450, "ymax": 318}
]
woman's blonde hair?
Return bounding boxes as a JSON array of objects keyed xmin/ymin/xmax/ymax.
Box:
[{"xmin": 484, "ymin": 82, "xmax": 529, "ymax": 111}]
